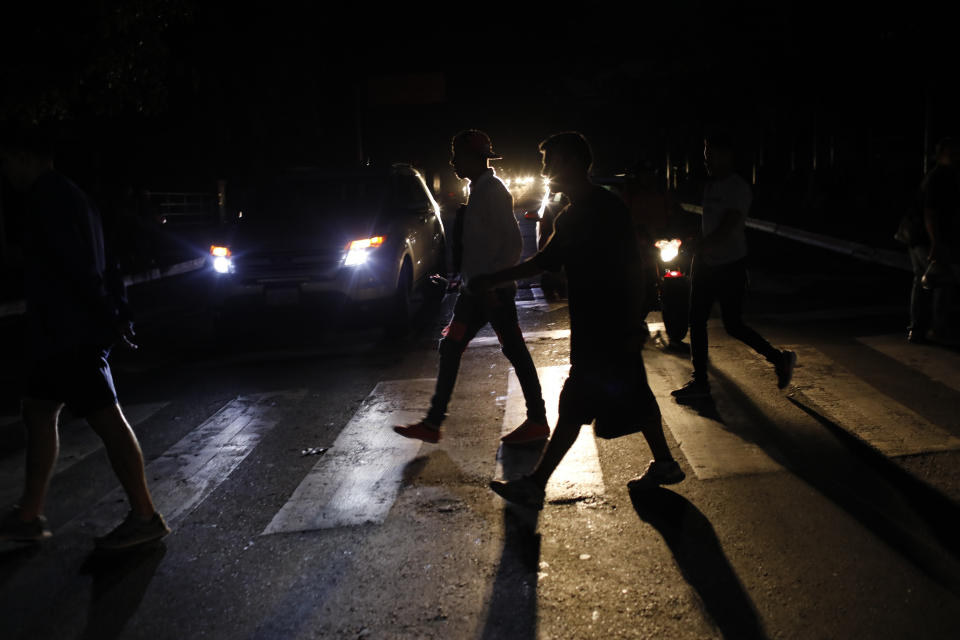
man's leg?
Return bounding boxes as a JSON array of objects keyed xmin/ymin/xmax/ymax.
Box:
[
  {"xmin": 908, "ymin": 244, "xmax": 932, "ymax": 341},
  {"xmin": 424, "ymin": 293, "xmax": 486, "ymax": 426},
  {"xmin": 86, "ymin": 403, "xmax": 157, "ymax": 518},
  {"xmin": 715, "ymin": 261, "xmax": 781, "ymax": 363},
  {"xmin": 489, "ymin": 289, "xmax": 547, "ymax": 425},
  {"xmin": 688, "ymin": 259, "xmax": 715, "ymax": 380},
  {"xmin": 18, "ymin": 398, "xmax": 64, "ymax": 521}
]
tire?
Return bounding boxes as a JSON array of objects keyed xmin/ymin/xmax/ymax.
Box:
[
  {"xmin": 383, "ymin": 260, "xmax": 413, "ymax": 338},
  {"xmin": 661, "ymin": 278, "xmax": 690, "ymax": 343}
]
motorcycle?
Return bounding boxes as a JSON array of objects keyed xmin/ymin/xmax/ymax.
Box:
[{"xmin": 653, "ymin": 237, "xmax": 693, "ymax": 345}]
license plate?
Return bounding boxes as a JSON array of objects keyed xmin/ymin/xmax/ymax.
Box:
[{"xmin": 264, "ymin": 286, "xmax": 300, "ymax": 306}]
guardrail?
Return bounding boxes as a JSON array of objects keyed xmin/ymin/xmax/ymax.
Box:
[
  {"xmin": 0, "ymin": 257, "xmax": 208, "ymax": 319},
  {"xmin": 679, "ymin": 203, "xmax": 911, "ymax": 272}
]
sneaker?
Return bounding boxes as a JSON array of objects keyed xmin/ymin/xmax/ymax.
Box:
[
  {"xmin": 0, "ymin": 506, "xmax": 52, "ymax": 542},
  {"xmin": 95, "ymin": 511, "xmax": 170, "ymax": 551},
  {"xmin": 671, "ymin": 378, "xmax": 710, "ymax": 399},
  {"xmin": 393, "ymin": 420, "xmax": 441, "ymax": 444},
  {"xmin": 489, "ymin": 476, "xmax": 545, "ymax": 511},
  {"xmin": 775, "ymin": 350, "xmax": 797, "ymax": 389},
  {"xmin": 627, "ymin": 460, "xmax": 686, "ymax": 490},
  {"xmin": 501, "ymin": 418, "xmax": 549, "ymax": 445}
]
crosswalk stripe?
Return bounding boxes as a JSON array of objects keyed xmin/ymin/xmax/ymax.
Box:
[
  {"xmin": 0, "ymin": 402, "xmax": 169, "ymax": 508},
  {"xmin": 262, "ymin": 380, "xmax": 433, "ymax": 534},
  {"xmin": 61, "ymin": 389, "xmax": 306, "ymax": 534},
  {"xmin": 470, "ymin": 328, "xmax": 570, "ymax": 349},
  {"xmin": 500, "ymin": 365, "xmax": 605, "ymax": 502},
  {"xmin": 515, "ymin": 287, "xmax": 569, "ymax": 312},
  {"xmin": 783, "ymin": 344, "xmax": 960, "ymax": 457},
  {"xmin": 647, "ymin": 355, "xmax": 784, "ymax": 480},
  {"xmin": 856, "ymin": 334, "xmax": 960, "ymax": 395}
]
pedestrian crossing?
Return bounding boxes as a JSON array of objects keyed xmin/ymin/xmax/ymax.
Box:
[{"xmin": 2, "ymin": 333, "xmax": 959, "ymax": 548}]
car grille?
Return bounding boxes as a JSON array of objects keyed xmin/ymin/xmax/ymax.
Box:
[{"xmin": 234, "ymin": 250, "xmax": 343, "ymax": 283}]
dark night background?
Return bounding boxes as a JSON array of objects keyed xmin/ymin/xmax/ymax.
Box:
[{"xmin": 2, "ymin": 1, "xmax": 959, "ymax": 254}]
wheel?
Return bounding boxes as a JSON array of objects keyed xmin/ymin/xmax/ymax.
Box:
[
  {"xmin": 661, "ymin": 278, "xmax": 690, "ymax": 343},
  {"xmin": 383, "ymin": 260, "xmax": 413, "ymax": 338}
]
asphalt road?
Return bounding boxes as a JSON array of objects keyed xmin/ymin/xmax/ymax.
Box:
[{"xmin": 2, "ymin": 232, "xmax": 960, "ymax": 639}]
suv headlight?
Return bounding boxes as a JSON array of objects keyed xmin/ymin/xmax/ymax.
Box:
[
  {"xmin": 210, "ymin": 245, "xmax": 233, "ymax": 273},
  {"xmin": 344, "ymin": 236, "xmax": 386, "ymax": 266}
]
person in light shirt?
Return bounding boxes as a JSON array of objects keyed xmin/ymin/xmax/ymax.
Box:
[
  {"xmin": 394, "ymin": 130, "xmax": 547, "ymax": 445},
  {"xmin": 672, "ymin": 131, "xmax": 796, "ymax": 400}
]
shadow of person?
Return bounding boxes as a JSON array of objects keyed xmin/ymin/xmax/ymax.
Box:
[
  {"xmin": 479, "ymin": 440, "xmax": 546, "ymax": 640},
  {"xmin": 77, "ymin": 543, "xmax": 167, "ymax": 640},
  {"xmin": 630, "ymin": 487, "xmax": 768, "ymax": 640}
]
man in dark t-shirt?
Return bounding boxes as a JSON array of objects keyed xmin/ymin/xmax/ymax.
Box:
[
  {"xmin": 0, "ymin": 127, "xmax": 169, "ymax": 549},
  {"xmin": 470, "ymin": 132, "xmax": 685, "ymax": 510}
]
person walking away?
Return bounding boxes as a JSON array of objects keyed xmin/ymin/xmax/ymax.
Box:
[
  {"xmin": 672, "ymin": 131, "xmax": 796, "ymax": 400},
  {"xmin": 472, "ymin": 132, "xmax": 685, "ymax": 511},
  {"xmin": 393, "ymin": 130, "xmax": 548, "ymax": 445},
  {"xmin": 0, "ymin": 125, "xmax": 169, "ymax": 550}
]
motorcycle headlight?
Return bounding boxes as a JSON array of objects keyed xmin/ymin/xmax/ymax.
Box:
[
  {"xmin": 655, "ymin": 239, "xmax": 681, "ymax": 263},
  {"xmin": 210, "ymin": 245, "xmax": 233, "ymax": 274}
]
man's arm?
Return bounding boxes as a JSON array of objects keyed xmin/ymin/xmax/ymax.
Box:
[
  {"xmin": 468, "ymin": 257, "xmax": 544, "ymax": 294},
  {"xmin": 925, "ymin": 207, "xmax": 942, "ymax": 261}
]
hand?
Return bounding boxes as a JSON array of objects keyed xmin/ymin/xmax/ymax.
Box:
[{"xmin": 116, "ymin": 322, "xmax": 139, "ymax": 351}]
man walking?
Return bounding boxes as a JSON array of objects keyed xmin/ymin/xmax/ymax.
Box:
[
  {"xmin": 394, "ymin": 130, "xmax": 548, "ymax": 444},
  {"xmin": 0, "ymin": 126, "xmax": 169, "ymax": 550},
  {"xmin": 673, "ymin": 131, "xmax": 796, "ymax": 400},
  {"xmin": 473, "ymin": 132, "xmax": 685, "ymax": 510}
]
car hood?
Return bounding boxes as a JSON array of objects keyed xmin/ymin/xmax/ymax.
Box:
[{"xmin": 231, "ymin": 214, "xmax": 386, "ymax": 253}]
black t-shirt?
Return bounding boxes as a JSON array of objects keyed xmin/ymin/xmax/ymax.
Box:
[
  {"xmin": 24, "ymin": 170, "xmax": 128, "ymax": 360},
  {"xmin": 921, "ymin": 164, "xmax": 960, "ymax": 252},
  {"xmin": 533, "ymin": 185, "xmax": 646, "ymax": 367}
]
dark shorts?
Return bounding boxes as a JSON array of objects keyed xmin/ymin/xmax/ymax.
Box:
[
  {"xmin": 558, "ymin": 359, "xmax": 661, "ymax": 429},
  {"xmin": 25, "ymin": 347, "xmax": 117, "ymax": 417}
]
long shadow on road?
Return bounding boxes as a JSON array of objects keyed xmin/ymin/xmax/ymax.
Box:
[
  {"xmin": 479, "ymin": 441, "xmax": 544, "ymax": 640},
  {"xmin": 699, "ymin": 365, "xmax": 960, "ymax": 597},
  {"xmin": 630, "ymin": 487, "xmax": 769, "ymax": 640}
]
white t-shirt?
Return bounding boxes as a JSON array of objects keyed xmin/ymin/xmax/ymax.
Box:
[
  {"xmin": 460, "ymin": 168, "xmax": 522, "ymax": 288},
  {"xmin": 701, "ymin": 173, "xmax": 752, "ymax": 266}
]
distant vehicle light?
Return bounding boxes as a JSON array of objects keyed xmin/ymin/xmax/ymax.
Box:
[
  {"xmin": 210, "ymin": 245, "xmax": 231, "ymax": 257},
  {"xmin": 344, "ymin": 236, "xmax": 386, "ymax": 266},
  {"xmin": 655, "ymin": 239, "xmax": 681, "ymax": 263}
]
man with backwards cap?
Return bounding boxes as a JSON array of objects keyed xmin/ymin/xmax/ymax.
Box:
[{"xmin": 394, "ymin": 130, "xmax": 548, "ymax": 445}]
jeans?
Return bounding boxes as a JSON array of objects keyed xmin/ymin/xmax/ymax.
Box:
[
  {"xmin": 689, "ymin": 257, "xmax": 780, "ymax": 380},
  {"xmin": 427, "ymin": 286, "xmax": 546, "ymax": 426}
]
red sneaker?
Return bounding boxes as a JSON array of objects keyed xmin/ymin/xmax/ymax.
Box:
[
  {"xmin": 501, "ymin": 418, "xmax": 549, "ymax": 444},
  {"xmin": 393, "ymin": 420, "xmax": 441, "ymax": 443}
]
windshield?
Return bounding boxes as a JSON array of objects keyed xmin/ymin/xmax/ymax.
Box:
[{"xmin": 239, "ymin": 175, "xmax": 387, "ymax": 223}]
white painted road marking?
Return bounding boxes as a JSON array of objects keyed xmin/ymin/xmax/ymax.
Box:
[
  {"xmin": 0, "ymin": 401, "xmax": 169, "ymax": 507},
  {"xmin": 856, "ymin": 334, "xmax": 960, "ymax": 395},
  {"xmin": 470, "ymin": 329, "xmax": 571, "ymax": 349},
  {"xmin": 786, "ymin": 344, "xmax": 960, "ymax": 457},
  {"xmin": 647, "ymin": 355, "xmax": 784, "ymax": 480},
  {"xmin": 500, "ymin": 365, "xmax": 606, "ymax": 502},
  {"xmin": 515, "ymin": 287, "xmax": 569, "ymax": 312},
  {"xmin": 262, "ymin": 379, "xmax": 433, "ymax": 534}
]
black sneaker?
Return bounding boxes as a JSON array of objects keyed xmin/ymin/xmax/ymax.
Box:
[
  {"xmin": 95, "ymin": 511, "xmax": 170, "ymax": 551},
  {"xmin": 671, "ymin": 378, "xmax": 710, "ymax": 400},
  {"xmin": 627, "ymin": 460, "xmax": 686, "ymax": 490},
  {"xmin": 775, "ymin": 350, "xmax": 797, "ymax": 389},
  {"xmin": 489, "ymin": 476, "xmax": 545, "ymax": 511},
  {"xmin": 0, "ymin": 506, "xmax": 52, "ymax": 542}
]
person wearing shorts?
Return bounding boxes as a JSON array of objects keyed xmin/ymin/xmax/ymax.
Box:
[
  {"xmin": 0, "ymin": 125, "xmax": 169, "ymax": 549},
  {"xmin": 471, "ymin": 132, "xmax": 685, "ymax": 510}
]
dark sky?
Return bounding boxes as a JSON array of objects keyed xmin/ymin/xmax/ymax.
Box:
[{"xmin": 2, "ymin": 2, "xmax": 957, "ymax": 189}]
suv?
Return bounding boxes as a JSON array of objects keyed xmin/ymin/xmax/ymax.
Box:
[{"xmin": 208, "ymin": 164, "xmax": 446, "ymax": 334}]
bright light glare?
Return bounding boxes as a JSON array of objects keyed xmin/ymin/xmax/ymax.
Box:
[
  {"xmin": 213, "ymin": 256, "xmax": 232, "ymax": 273},
  {"xmin": 655, "ymin": 239, "xmax": 681, "ymax": 263},
  {"xmin": 344, "ymin": 236, "xmax": 385, "ymax": 266},
  {"xmin": 210, "ymin": 245, "xmax": 231, "ymax": 257},
  {"xmin": 537, "ymin": 184, "xmax": 551, "ymax": 218}
]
